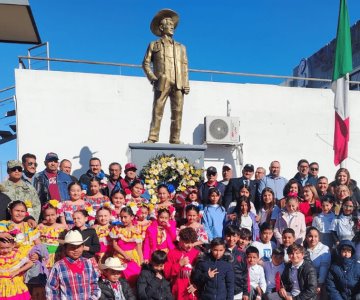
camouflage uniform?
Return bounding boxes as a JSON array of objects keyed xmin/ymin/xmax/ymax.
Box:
[{"xmin": 2, "ymin": 179, "xmax": 41, "ymax": 221}]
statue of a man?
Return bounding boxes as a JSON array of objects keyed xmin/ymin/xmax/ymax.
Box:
[{"xmin": 142, "ymin": 9, "xmax": 190, "ymax": 144}]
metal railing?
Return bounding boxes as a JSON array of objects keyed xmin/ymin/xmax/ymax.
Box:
[{"xmin": 17, "ymin": 55, "xmax": 360, "ymax": 89}]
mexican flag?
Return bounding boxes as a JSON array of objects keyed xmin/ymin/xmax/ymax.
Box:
[{"xmin": 333, "ymin": 0, "xmax": 352, "ymax": 166}]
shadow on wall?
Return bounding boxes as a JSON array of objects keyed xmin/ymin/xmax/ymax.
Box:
[{"xmin": 72, "ymin": 146, "xmax": 98, "ymax": 179}]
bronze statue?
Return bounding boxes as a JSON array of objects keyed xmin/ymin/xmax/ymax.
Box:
[{"xmin": 142, "ymin": 9, "xmax": 190, "ymax": 144}]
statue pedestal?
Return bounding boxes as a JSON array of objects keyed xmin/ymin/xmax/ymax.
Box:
[{"xmin": 128, "ymin": 143, "xmax": 207, "ymax": 172}]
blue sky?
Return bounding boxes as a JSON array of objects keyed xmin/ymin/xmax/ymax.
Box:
[{"xmin": 0, "ymin": 0, "xmax": 359, "ymax": 179}]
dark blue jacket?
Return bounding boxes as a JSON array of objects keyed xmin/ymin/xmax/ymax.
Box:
[
  {"xmin": 292, "ymin": 173, "xmax": 317, "ymax": 187},
  {"xmin": 33, "ymin": 170, "xmax": 73, "ymax": 205},
  {"xmin": 226, "ymin": 246, "xmax": 248, "ymax": 296},
  {"xmin": 224, "ymin": 177, "xmax": 257, "ymax": 210},
  {"xmin": 326, "ymin": 240, "xmax": 360, "ymax": 300},
  {"xmin": 192, "ymin": 252, "xmax": 234, "ymax": 300},
  {"xmin": 199, "ymin": 181, "xmax": 226, "ymax": 206}
]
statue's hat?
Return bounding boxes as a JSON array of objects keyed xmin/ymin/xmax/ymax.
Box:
[{"xmin": 150, "ymin": 9, "xmax": 179, "ymax": 37}]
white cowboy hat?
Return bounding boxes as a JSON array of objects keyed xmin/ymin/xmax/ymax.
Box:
[
  {"xmin": 64, "ymin": 230, "xmax": 88, "ymax": 246},
  {"xmin": 101, "ymin": 257, "xmax": 127, "ymax": 271},
  {"xmin": 150, "ymin": 9, "xmax": 179, "ymax": 37}
]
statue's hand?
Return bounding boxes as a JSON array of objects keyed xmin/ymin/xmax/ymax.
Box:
[
  {"xmin": 183, "ymin": 86, "xmax": 190, "ymax": 95},
  {"xmin": 150, "ymin": 76, "xmax": 158, "ymax": 86}
]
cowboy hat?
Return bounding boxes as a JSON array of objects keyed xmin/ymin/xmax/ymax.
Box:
[
  {"xmin": 63, "ymin": 230, "xmax": 88, "ymax": 246},
  {"xmin": 150, "ymin": 9, "xmax": 179, "ymax": 37},
  {"xmin": 100, "ymin": 257, "xmax": 127, "ymax": 271}
]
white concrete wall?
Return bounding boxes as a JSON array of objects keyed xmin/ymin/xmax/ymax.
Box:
[{"xmin": 15, "ymin": 69, "xmax": 360, "ymax": 181}]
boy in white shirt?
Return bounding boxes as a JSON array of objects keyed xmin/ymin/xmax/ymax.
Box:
[
  {"xmin": 246, "ymin": 246, "xmax": 266, "ymax": 300},
  {"xmin": 251, "ymin": 222, "xmax": 276, "ymax": 262}
]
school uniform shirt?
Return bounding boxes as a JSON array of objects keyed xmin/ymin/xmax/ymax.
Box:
[
  {"xmin": 329, "ymin": 214, "xmax": 355, "ymax": 241},
  {"xmin": 202, "ymin": 204, "xmax": 226, "ymax": 241},
  {"xmin": 312, "ymin": 212, "xmax": 336, "ymax": 233},
  {"xmin": 290, "ymin": 260, "xmax": 304, "ymax": 297},
  {"xmin": 251, "ymin": 241, "xmax": 276, "ymax": 262},
  {"xmin": 263, "ymin": 261, "xmax": 285, "ymax": 293},
  {"xmin": 248, "ymin": 264, "xmax": 267, "ymax": 293}
]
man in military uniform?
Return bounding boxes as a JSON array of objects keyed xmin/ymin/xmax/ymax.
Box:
[
  {"xmin": 2, "ymin": 160, "xmax": 41, "ymax": 221},
  {"xmin": 143, "ymin": 9, "xmax": 190, "ymax": 144}
]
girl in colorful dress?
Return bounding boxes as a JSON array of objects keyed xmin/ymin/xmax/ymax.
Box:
[
  {"xmin": 179, "ymin": 205, "xmax": 209, "ymax": 249},
  {"xmin": 134, "ymin": 205, "xmax": 151, "ymax": 240},
  {"xmin": 0, "ymin": 237, "xmax": 34, "ymax": 300},
  {"xmin": 37, "ymin": 200, "xmax": 66, "ymax": 269},
  {"xmin": 92, "ymin": 206, "xmax": 112, "ymax": 262},
  {"xmin": 0, "ymin": 201, "xmax": 40, "ymax": 250},
  {"xmin": 110, "ymin": 206, "xmax": 143, "ymax": 286},
  {"xmin": 84, "ymin": 177, "xmax": 110, "ymax": 212},
  {"xmin": 164, "ymin": 227, "xmax": 200, "ymax": 300},
  {"xmin": 143, "ymin": 208, "xmax": 177, "ymax": 263},
  {"xmin": 151, "ymin": 184, "xmax": 175, "ymax": 219},
  {"xmin": 60, "ymin": 182, "xmax": 92, "ymax": 228},
  {"xmin": 127, "ymin": 179, "xmax": 145, "ymax": 205},
  {"xmin": 109, "ymin": 188, "xmax": 126, "ymax": 225}
]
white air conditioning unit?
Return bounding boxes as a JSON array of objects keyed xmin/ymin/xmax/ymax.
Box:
[{"xmin": 204, "ymin": 116, "xmax": 240, "ymax": 144}]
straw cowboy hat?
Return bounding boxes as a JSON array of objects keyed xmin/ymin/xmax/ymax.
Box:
[
  {"xmin": 100, "ymin": 257, "xmax": 127, "ymax": 271},
  {"xmin": 150, "ymin": 9, "xmax": 179, "ymax": 37},
  {"xmin": 63, "ymin": 230, "xmax": 88, "ymax": 246}
]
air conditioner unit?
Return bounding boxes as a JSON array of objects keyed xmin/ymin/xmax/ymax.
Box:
[{"xmin": 204, "ymin": 116, "xmax": 240, "ymax": 144}]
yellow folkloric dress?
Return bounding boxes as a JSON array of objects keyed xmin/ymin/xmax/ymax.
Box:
[
  {"xmin": 38, "ymin": 224, "xmax": 65, "ymax": 268},
  {"xmin": 0, "ymin": 247, "xmax": 31, "ymax": 300},
  {"xmin": 0, "ymin": 221, "xmax": 39, "ymax": 251}
]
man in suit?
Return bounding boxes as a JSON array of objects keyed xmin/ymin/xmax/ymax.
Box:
[
  {"xmin": 223, "ymin": 164, "xmax": 257, "ymax": 210},
  {"xmin": 142, "ymin": 9, "xmax": 190, "ymax": 144}
]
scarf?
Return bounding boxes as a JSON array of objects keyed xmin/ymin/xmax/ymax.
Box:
[{"xmin": 64, "ymin": 257, "xmax": 85, "ymax": 274}]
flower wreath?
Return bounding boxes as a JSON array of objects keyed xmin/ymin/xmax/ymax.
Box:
[{"xmin": 140, "ymin": 154, "xmax": 203, "ymax": 204}]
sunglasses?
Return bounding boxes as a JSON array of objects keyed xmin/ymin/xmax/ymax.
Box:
[
  {"xmin": 10, "ymin": 167, "xmax": 23, "ymax": 172},
  {"xmin": 343, "ymin": 205, "xmax": 354, "ymax": 209},
  {"xmin": 207, "ymin": 172, "xmax": 217, "ymax": 176},
  {"xmin": 27, "ymin": 162, "xmax": 38, "ymax": 167},
  {"xmin": 189, "ymin": 191, "xmax": 198, "ymax": 194},
  {"xmin": 311, "ymin": 168, "xmax": 318, "ymax": 171}
]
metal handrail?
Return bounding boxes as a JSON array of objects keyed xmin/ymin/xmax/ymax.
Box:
[{"xmin": 17, "ymin": 55, "xmax": 360, "ymax": 85}]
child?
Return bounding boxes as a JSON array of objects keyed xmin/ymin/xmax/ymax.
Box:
[
  {"xmin": 193, "ymin": 238, "xmax": 234, "ymax": 299},
  {"xmin": 251, "ymin": 222, "xmax": 276, "ymax": 262},
  {"xmin": 99, "ymin": 257, "xmax": 136, "ymax": 300},
  {"xmin": 224, "ymin": 225, "xmax": 248, "ymax": 300},
  {"xmin": 38, "ymin": 200, "xmax": 66, "ymax": 268},
  {"xmin": 143, "ymin": 208, "xmax": 177, "ymax": 262},
  {"xmin": 239, "ymin": 228, "xmax": 252, "ymax": 252},
  {"xmin": 0, "ymin": 201, "xmax": 40, "ymax": 249},
  {"xmin": 84, "ymin": 177, "xmax": 110, "ymax": 212},
  {"xmin": 0, "ymin": 237, "xmax": 34, "ymax": 300},
  {"xmin": 276, "ymin": 244, "xmax": 317, "ymax": 300},
  {"xmin": 246, "ymin": 246, "xmax": 267, "ymax": 299},
  {"xmin": 60, "ymin": 182, "xmax": 92, "ymax": 227},
  {"xmin": 72, "ymin": 210, "xmax": 100, "ymax": 263},
  {"xmin": 304, "ymin": 227, "xmax": 331, "ymax": 296},
  {"xmin": 179, "ymin": 205, "xmax": 209, "ymax": 249},
  {"xmin": 330, "ymin": 197, "xmax": 358, "ymax": 244},
  {"xmin": 46, "ymin": 230, "xmax": 100, "ymax": 299},
  {"xmin": 127, "ymin": 179, "xmax": 146, "ymax": 205},
  {"xmin": 175, "ymin": 186, "xmax": 203, "ymax": 220},
  {"xmin": 273, "ymin": 196, "xmax": 306, "ymax": 245},
  {"xmin": 280, "ymin": 228, "xmax": 296, "ymax": 263},
  {"xmin": 326, "ymin": 240, "xmax": 360, "ymax": 299},
  {"xmin": 312, "ymin": 196, "xmax": 336, "ymax": 249},
  {"xmin": 110, "ymin": 206, "xmax": 143, "ymax": 285},
  {"xmin": 152, "ymin": 184, "xmax": 175, "ymax": 219},
  {"xmin": 92, "ymin": 206, "xmax": 112, "ymax": 262},
  {"xmin": 134, "ymin": 204, "xmax": 151, "ymax": 240},
  {"xmin": 202, "ymin": 187, "xmax": 226, "ymax": 241},
  {"xmin": 137, "ymin": 250, "xmax": 173, "ymax": 300},
  {"xmin": 262, "ymin": 248, "xmax": 285, "ymax": 296},
  {"xmin": 164, "ymin": 227, "xmax": 200, "ymax": 299},
  {"xmin": 258, "ymin": 187, "xmax": 277, "ymax": 227},
  {"xmin": 226, "ymin": 196, "xmax": 259, "ymax": 241},
  {"xmin": 109, "ymin": 188, "xmax": 126, "ymax": 225}
]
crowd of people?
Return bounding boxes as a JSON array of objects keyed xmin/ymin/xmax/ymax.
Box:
[{"xmin": 0, "ymin": 152, "xmax": 359, "ymax": 300}]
